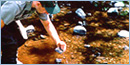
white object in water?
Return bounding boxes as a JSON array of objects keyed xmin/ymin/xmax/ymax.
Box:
[
  {"xmin": 118, "ymin": 30, "xmax": 129, "ymax": 37},
  {"xmin": 15, "ymin": 20, "xmax": 35, "ymax": 39}
]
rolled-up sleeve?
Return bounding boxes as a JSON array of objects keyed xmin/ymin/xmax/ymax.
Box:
[{"xmin": 1, "ymin": 1, "xmax": 20, "ymax": 25}]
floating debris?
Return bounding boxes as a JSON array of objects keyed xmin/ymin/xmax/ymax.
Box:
[{"xmin": 117, "ymin": 30, "xmax": 129, "ymax": 37}]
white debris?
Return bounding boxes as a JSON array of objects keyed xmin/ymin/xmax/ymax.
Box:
[
  {"xmin": 117, "ymin": 30, "xmax": 129, "ymax": 37},
  {"xmin": 73, "ymin": 25, "xmax": 87, "ymax": 35}
]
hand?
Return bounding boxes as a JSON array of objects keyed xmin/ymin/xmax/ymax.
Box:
[{"xmin": 57, "ymin": 41, "xmax": 66, "ymax": 52}]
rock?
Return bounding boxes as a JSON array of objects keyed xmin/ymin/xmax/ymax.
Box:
[
  {"xmin": 78, "ymin": 21, "xmax": 87, "ymax": 26},
  {"xmin": 84, "ymin": 44, "xmax": 91, "ymax": 48},
  {"xmin": 66, "ymin": 3, "xmax": 71, "ymax": 7},
  {"xmin": 107, "ymin": 7, "xmax": 119, "ymax": 16},
  {"xmin": 64, "ymin": 23, "xmax": 70, "ymax": 26},
  {"xmin": 92, "ymin": 50, "xmax": 96, "ymax": 53},
  {"xmin": 123, "ymin": 45, "xmax": 129, "ymax": 50},
  {"xmin": 56, "ymin": 58, "xmax": 62, "ymax": 63},
  {"xmin": 55, "ymin": 47, "xmax": 63, "ymax": 54},
  {"xmin": 95, "ymin": 52, "xmax": 101, "ymax": 57},
  {"xmin": 96, "ymin": 57, "xmax": 105, "ymax": 60},
  {"xmin": 114, "ymin": 2, "xmax": 125, "ymax": 7},
  {"xmin": 87, "ymin": 13, "xmax": 92, "ymax": 16},
  {"xmin": 117, "ymin": 30, "xmax": 129, "ymax": 37},
  {"xmin": 71, "ymin": 55, "xmax": 75, "ymax": 59},
  {"xmin": 75, "ymin": 8, "xmax": 86, "ymax": 19},
  {"xmin": 40, "ymin": 35, "xmax": 47, "ymax": 39},
  {"xmin": 67, "ymin": 11, "xmax": 72, "ymax": 14},
  {"xmin": 73, "ymin": 25, "xmax": 87, "ymax": 35},
  {"xmin": 109, "ymin": 52, "xmax": 113, "ymax": 55},
  {"xmin": 63, "ymin": 56, "xmax": 66, "ymax": 59},
  {"xmin": 96, "ymin": 59, "xmax": 101, "ymax": 62},
  {"xmin": 78, "ymin": 21, "xmax": 83, "ymax": 25}
]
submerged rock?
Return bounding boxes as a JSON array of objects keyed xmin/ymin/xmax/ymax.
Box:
[
  {"xmin": 56, "ymin": 58, "xmax": 62, "ymax": 63},
  {"xmin": 73, "ymin": 25, "xmax": 87, "ymax": 35},
  {"xmin": 107, "ymin": 7, "xmax": 119, "ymax": 16},
  {"xmin": 123, "ymin": 45, "xmax": 129, "ymax": 50},
  {"xmin": 114, "ymin": 2, "xmax": 125, "ymax": 7},
  {"xmin": 84, "ymin": 44, "xmax": 91, "ymax": 48},
  {"xmin": 75, "ymin": 8, "xmax": 86, "ymax": 19},
  {"xmin": 117, "ymin": 30, "xmax": 129, "ymax": 37}
]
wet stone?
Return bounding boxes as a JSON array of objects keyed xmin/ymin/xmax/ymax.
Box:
[
  {"xmin": 40, "ymin": 35, "xmax": 47, "ymax": 39},
  {"xmin": 95, "ymin": 52, "xmax": 101, "ymax": 57},
  {"xmin": 71, "ymin": 55, "xmax": 75, "ymax": 59},
  {"xmin": 84, "ymin": 44, "xmax": 91, "ymax": 48},
  {"xmin": 56, "ymin": 58, "xmax": 62, "ymax": 63},
  {"xmin": 123, "ymin": 45, "xmax": 129, "ymax": 50},
  {"xmin": 64, "ymin": 23, "xmax": 70, "ymax": 26},
  {"xmin": 73, "ymin": 25, "xmax": 87, "ymax": 35}
]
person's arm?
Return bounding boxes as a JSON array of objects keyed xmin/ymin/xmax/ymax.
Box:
[
  {"xmin": 1, "ymin": 19, "xmax": 5, "ymax": 29},
  {"xmin": 33, "ymin": 1, "xmax": 66, "ymax": 51},
  {"xmin": 40, "ymin": 15, "xmax": 66, "ymax": 51}
]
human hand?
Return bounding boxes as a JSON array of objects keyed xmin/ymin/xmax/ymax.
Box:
[{"xmin": 57, "ymin": 41, "xmax": 66, "ymax": 52}]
